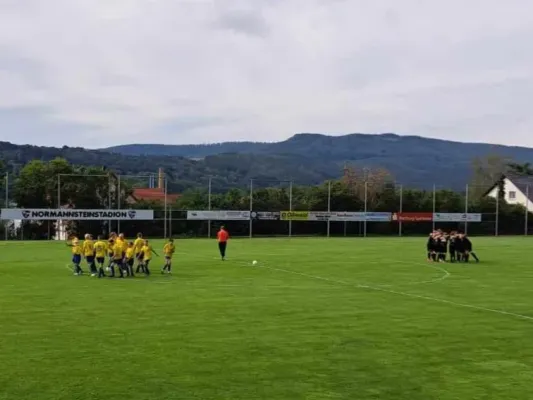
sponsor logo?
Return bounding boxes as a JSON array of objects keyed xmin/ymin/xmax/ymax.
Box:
[
  {"xmin": 128, "ymin": 210, "xmax": 136, "ymax": 219},
  {"xmin": 22, "ymin": 210, "xmax": 30, "ymax": 218},
  {"xmin": 392, "ymin": 212, "xmax": 433, "ymax": 222}
]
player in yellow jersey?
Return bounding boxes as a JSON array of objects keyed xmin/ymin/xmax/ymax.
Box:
[
  {"xmin": 162, "ymin": 238, "xmax": 175, "ymax": 274},
  {"xmin": 133, "ymin": 233, "xmax": 144, "ymax": 266},
  {"xmin": 82, "ymin": 234, "xmax": 97, "ymax": 276},
  {"xmin": 109, "ymin": 239, "xmax": 125, "ymax": 278},
  {"xmin": 67, "ymin": 237, "xmax": 83, "ymax": 275},
  {"xmin": 125, "ymin": 242, "xmax": 135, "ymax": 277},
  {"xmin": 116, "ymin": 233, "xmax": 127, "ymax": 261},
  {"xmin": 140, "ymin": 239, "xmax": 158, "ymax": 276},
  {"xmin": 94, "ymin": 235, "xmax": 108, "ymax": 278}
]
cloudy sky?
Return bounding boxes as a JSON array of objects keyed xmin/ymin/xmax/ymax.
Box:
[{"xmin": 1, "ymin": 0, "xmax": 532, "ymax": 148}]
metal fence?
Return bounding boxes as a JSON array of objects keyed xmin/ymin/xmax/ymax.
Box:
[{"xmin": 1, "ymin": 172, "xmax": 532, "ymax": 239}]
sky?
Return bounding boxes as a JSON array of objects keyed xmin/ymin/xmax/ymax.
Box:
[{"xmin": 1, "ymin": 0, "xmax": 533, "ymax": 149}]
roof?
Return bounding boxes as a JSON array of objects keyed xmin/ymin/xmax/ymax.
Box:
[
  {"xmin": 484, "ymin": 173, "xmax": 533, "ymax": 201},
  {"xmin": 130, "ymin": 188, "xmax": 180, "ymax": 203}
]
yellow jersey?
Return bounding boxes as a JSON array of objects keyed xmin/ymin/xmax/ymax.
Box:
[
  {"xmin": 112, "ymin": 243, "xmax": 123, "ymax": 261},
  {"xmin": 125, "ymin": 247, "xmax": 135, "ymax": 260},
  {"xmin": 134, "ymin": 238, "xmax": 144, "ymax": 253},
  {"xmin": 94, "ymin": 241, "xmax": 108, "ymax": 258},
  {"xmin": 163, "ymin": 243, "xmax": 175, "ymax": 258},
  {"xmin": 71, "ymin": 244, "xmax": 82, "ymax": 255},
  {"xmin": 116, "ymin": 238, "xmax": 126, "ymax": 252},
  {"xmin": 141, "ymin": 245, "xmax": 152, "ymax": 261},
  {"xmin": 82, "ymin": 240, "xmax": 94, "ymax": 257}
]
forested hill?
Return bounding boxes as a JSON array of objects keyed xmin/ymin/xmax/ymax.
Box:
[
  {"xmin": 3, "ymin": 133, "xmax": 533, "ymax": 191},
  {"xmin": 105, "ymin": 133, "xmax": 533, "ymax": 189}
]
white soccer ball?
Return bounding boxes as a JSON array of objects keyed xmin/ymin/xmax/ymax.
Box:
[{"xmin": 252, "ymin": 260, "xmax": 258, "ymax": 266}]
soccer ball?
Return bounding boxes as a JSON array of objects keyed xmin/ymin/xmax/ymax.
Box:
[{"xmin": 252, "ymin": 260, "xmax": 258, "ymax": 266}]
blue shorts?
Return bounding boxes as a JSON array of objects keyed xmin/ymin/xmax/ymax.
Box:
[
  {"xmin": 86, "ymin": 256, "xmax": 95, "ymax": 264},
  {"xmin": 72, "ymin": 254, "xmax": 82, "ymax": 264}
]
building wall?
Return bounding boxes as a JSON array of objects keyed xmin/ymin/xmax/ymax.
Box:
[{"xmin": 486, "ymin": 178, "xmax": 533, "ymax": 212}]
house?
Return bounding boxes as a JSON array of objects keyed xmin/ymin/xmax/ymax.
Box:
[
  {"xmin": 127, "ymin": 168, "xmax": 180, "ymax": 204},
  {"xmin": 485, "ymin": 174, "xmax": 533, "ymax": 212}
]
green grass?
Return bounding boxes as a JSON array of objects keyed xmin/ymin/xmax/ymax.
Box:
[{"xmin": 1, "ymin": 237, "xmax": 533, "ymax": 400}]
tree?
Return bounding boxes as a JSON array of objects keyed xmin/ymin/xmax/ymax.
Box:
[
  {"xmin": 507, "ymin": 162, "xmax": 533, "ymax": 176},
  {"xmin": 470, "ymin": 154, "xmax": 510, "ymax": 198}
]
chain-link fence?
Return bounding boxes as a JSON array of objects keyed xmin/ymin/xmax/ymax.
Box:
[{"xmin": 2, "ymin": 172, "xmax": 533, "ymax": 239}]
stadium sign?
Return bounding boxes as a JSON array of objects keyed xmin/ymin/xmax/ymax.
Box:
[
  {"xmin": 433, "ymin": 213, "xmax": 482, "ymax": 222},
  {"xmin": 280, "ymin": 211, "xmax": 309, "ymax": 221},
  {"xmin": 187, "ymin": 210, "xmax": 250, "ymax": 220},
  {"xmin": 0, "ymin": 208, "xmax": 154, "ymax": 220},
  {"xmin": 280, "ymin": 211, "xmax": 392, "ymax": 221},
  {"xmin": 251, "ymin": 211, "xmax": 280, "ymax": 220},
  {"xmin": 392, "ymin": 212, "xmax": 433, "ymax": 222}
]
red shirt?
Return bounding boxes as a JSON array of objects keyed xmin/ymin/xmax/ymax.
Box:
[{"xmin": 217, "ymin": 229, "xmax": 229, "ymax": 242}]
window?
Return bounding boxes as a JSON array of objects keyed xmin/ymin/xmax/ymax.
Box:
[{"xmin": 509, "ymin": 191, "xmax": 516, "ymax": 200}]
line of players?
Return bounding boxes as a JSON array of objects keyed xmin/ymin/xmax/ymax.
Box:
[
  {"xmin": 67, "ymin": 232, "xmax": 175, "ymax": 278},
  {"xmin": 427, "ymin": 230, "xmax": 479, "ymax": 263}
]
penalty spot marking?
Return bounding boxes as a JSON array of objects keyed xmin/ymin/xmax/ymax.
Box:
[{"xmin": 260, "ymin": 264, "xmax": 533, "ymax": 323}]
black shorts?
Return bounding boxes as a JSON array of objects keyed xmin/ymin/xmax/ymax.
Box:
[
  {"xmin": 86, "ymin": 255, "xmax": 95, "ymax": 263},
  {"xmin": 138, "ymin": 252, "xmax": 144, "ymax": 261},
  {"xmin": 96, "ymin": 257, "xmax": 105, "ymax": 264},
  {"xmin": 127, "ymin": 258, "xmax": 134, "ymax": 267}
]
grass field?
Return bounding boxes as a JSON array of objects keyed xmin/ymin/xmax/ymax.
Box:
[{"xmin": 1, "ymin": 237, "xmax": 533, "ymax": 400}]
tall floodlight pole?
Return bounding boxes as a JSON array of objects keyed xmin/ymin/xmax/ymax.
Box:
[
  {"xmin": 289, "ymin": 181, "xmax": 293, "ymax": 237},
  {"xmin": 207, "ymin": 177, "xmax": 212, "ymax": 239},
  {"xmin": 249, "ymin": 179, "xmax": 253, "ymax": 239},
  {"xmin": 117, "ymin": 175, "xmax": 121, "ymax": 233},
  {"xmin": 399, "ymin": 184, "xmax": 403, "ymax": 237},
  {"xmin": 465, "ymin": 184, "xmax": 469, "ymax": 235},
  {"xmin": 164, "ymin": 177, "xmax": 168, "ymax": 239},
  {"xmin": 327, "ymin": 180, "xmax": 331, "ymax": 238},
  {"xmin": 432, "ymin": 184, "xmax": 436, "ymax": 231},
  {"xmin": 363, "ymin": 181, "xmax": 368, "ymax": 237}
]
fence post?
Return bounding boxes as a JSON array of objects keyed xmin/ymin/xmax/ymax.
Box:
[
  {"xmin": 289, "ymin": 181, "xmax": 293, "ymax": 238},
  {"xmin": 163, "ymin": 177, "xmax": 168, "ymax": 239},
  {"xmin": 4, "ymin": 172, "xmax": 8, "ymax": 241},
  {"xmin": 464, "ymin": 184, "xmax": 469, "ymax": 235},
  {"xmin": 207, "ymin": 177, "xmax": 212, "ymax": 239},
  {"xmin": 57, "ymin": 174, "xmax": 61, "ymax": 208},
  {"xmin": 249, "ymin": 179, "xmax": 253, "ymax": 239},
  {"xmin": 117, "ymin": 175, "xmax": 121, "ymax": 234},
  {"xmin": 495, "ymin": 192, "xmax": 499, "ymax": 236},
  {"xmin": 169, "ymin": 205, "xmax": 173, "ymax": 238},
  {"xmin": 363, "ymin": 181, "xmax": 368, "ymax": 237},
  {"xmin": 432, "ymin": 184, "xmax": 436, "ymax": 231},
  {"xmin": 526, "ymin": 185, "xmax": 529, "ymax": 236},
  {"xmin": 327, "ymin": 180, "xmax": 331, "ymax": 238},
  {"xmin": 399, "ymin": 184, "xmax": 403, "ymax": 237},
  {"xmin": 107, "ymin": 174, "xmax": 112, "ymax": 234}
]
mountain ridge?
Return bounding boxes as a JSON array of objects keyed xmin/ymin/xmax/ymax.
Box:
[{"xmin": 2, "ymin": 133, "xmax": 533, "ymax": 191}]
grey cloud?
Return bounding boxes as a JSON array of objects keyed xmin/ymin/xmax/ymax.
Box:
[{"xmin": 0, "ymin": 0, "xmax": 533, "ymax": 148}]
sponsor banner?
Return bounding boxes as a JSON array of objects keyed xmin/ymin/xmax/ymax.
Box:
[
  {"xmin": 364, "ymin": 212, "xmax": 392, "ymax": 222},
  {"xmin": 433, "ymin": 213, "xmax": 482, "ymax": 222},
  {"xmin": 308, "ymin": 211, "xmax": 333, "ymax": 221},
  {"xmin": 392, "ymin": 212, "xmax": 433, "ymax": 222},
  {"xmin": 328, "ymin": 212, "xmax": 366, "ymax": 221},
  {"xmin": 279, "ymin": 211, "xmax": 392, "ymax": 222},
  {"xmin": 280, "ymin": 211, "xmax": 309, "ymax": 221},
  {"xmin": 1, "ymin": 208, "xmax": 154, "ymax": 220},
  {"xmin": 251, "ymin": 211, "xmax": 280, "ymax": 220},
  {"xmin": 187, "ymin": 210, "xmax": 250, "ymax": 220}
]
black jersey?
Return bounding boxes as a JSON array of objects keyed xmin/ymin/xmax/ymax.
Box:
[
  {"xmin": 427, "ymin": 236, "xmax": 436, "ymax": 251},
  {"xmin": 463, "ymin": 237, "xmax": 472, "ymax": 252}
]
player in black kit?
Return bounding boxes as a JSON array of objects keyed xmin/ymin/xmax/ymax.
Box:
[
  {"xmin": 437, "ymin": 233, "xmax": 448, "ymax": 262},
  {"xmin": 448, "ymin": 231, "xmax": 457, "ymax": 263},
  {"xmin": 460, "ymin": 233, "xmax": 479, "ymax": 263},
  {"xmin": 427, "ymin": 232, "xmax": 437, "ymax": 261}
]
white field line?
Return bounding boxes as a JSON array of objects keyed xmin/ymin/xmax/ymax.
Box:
[{"xmin": 260, "ymin": 265, "xmax": 533, "ymax": 323}]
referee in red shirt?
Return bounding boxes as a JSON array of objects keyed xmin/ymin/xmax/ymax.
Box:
[{"xmin": 217, "ymin": 226, "xmax": 229, "ymax": 261}]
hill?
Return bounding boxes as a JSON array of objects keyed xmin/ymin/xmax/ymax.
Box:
[
  {"xmin": 3, "ymin": 133, "xmax": 533, "ymax": 192},
  {"xmin": 104, "ymin": 133, "xmax": 533, "ymax": 189}
]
